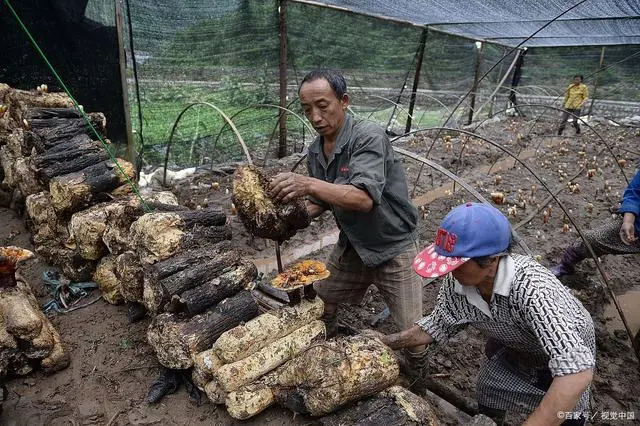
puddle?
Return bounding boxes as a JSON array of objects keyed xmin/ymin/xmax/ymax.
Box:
[
  {"xmin": 603, "ymin": 285, "xmax": 640, "ymax": 340},
  {"xmin": 252, "ymin": 228, "xmax": 340, "ymax": 275}
]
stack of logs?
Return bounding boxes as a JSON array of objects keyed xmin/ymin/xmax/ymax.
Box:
[{"xmin": 0, "ymin": 84, "xmax": 261, "ymax": 383}]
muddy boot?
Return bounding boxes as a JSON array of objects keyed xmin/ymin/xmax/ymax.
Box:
[
  {"xmin": 551, "ymin": 245, "xmax": 585, "ymax": 278},
  {"xmin": 400, "ymin": 348, "xmax": 430, "ymax": 396},
  {"xmin": 146, "ymin": 368, "xmax": 182, "ymax": 404},
  {"xmin": 321, "ymin": 313, "xmax": 338, "ymax": 339}
]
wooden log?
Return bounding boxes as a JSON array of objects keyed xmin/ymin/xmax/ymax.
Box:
[
  {"xmin": 33, "ymin": 138, "xmax": 102, "ymax": 169},
  {"xmin": 6, "ymin": 88, "xmax": 74, "ymax": 124},
  {"xmin": 37, "ymin": 150, "xmax": 110, "ymax": 184},
  {"xmin": 192, "ymin": 349, "xmax": 224, "ymax": 392},
  {"xmin": 0, "ymin": 287, "xmax": 43, "ymax": 340},
  {"xmin": 213, "ymin": 298, "xmax": 324, "ymax": 364},
  {"xmin": 129, "ymin": 208, "xmax": 229, "ymax": 265},
  {"xmin": 115, "ymin": 251, "xmax": 144, "ymax": 303},
  {"xmin": 274, "ymin": 335, "xmax": 400, "ymax": 416},
  {"xmin": 232, "ymin": 165, "xmax": 310, "ymax": 241},
  {"xmin": 14, "ymin": 157, "xmax": 44, "ymax": 196},
  {"xmin": 319, "ymin": 385, "xmax": 439, "ymax": 426},
  {"xmin": 21, "ymin": 318, "xmax": 54, "ymax": 359},
  {"xmin": 142, "ymin": 241, "xmax": 240, "ymax": 314},
  {"xmin": 28, "ymin": 113, "xmax": 106, "ymax": 147},
  {"xmin": 167, "ymin": 260, "xmax": 257, "ymax": 316},
  {"xmin": 25, "ymin": 107, "xmax": 83, "ymax": 120},
  {"xmin": 49, "ymin": 159, "xmax": 136, "ymax": 215},
  {"xmin": 33, "ymin": 133, "xmax": 92, "ymax": 155},
  {"xmin": 34, "ymin": 245, "xmax": 95, "ymax": 283},
  {"xmin": 93, "ymin": 255, "xmax": 123, "ymax": 305},
  {"xmin": 214, "ymin": 320, "xmax": 326, "ymax": 393},
  {"xmin": 206, "ymin": 378, "xmax": 232, "ymax": 405},
  {"xmin": 0, "ymin": 316, "xmax": 19, "ymax": 376},
  {"xmin": 225, "ymin": 380, "xmax": 275, "ymax": 419},
  {"xmin": 69, "ymin": 197, "xmax": 147, "ymax": 260},
  {"xmin": 147, "ymin": 291, "xmax": 259, "ymax": 369},
  {"xmin": 39, "ymin": 322, "xmax": 70, "ymax": 374}
]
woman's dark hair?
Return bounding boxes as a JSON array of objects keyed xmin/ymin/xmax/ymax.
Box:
[
  {"xmin": 472, "ymin": 236, "xmax": 516, "ymax": 268},
  {"xmin": 299, "ymin": 68, "xmax": 347, "ymax": 99},
  {"xmin": 573, "ymin": 74, "xmax": 584, "ymax": 81}
]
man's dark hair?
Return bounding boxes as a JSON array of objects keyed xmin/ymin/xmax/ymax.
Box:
[
  {"xmin": 299, "ymin": 68, "xmax": 348, "ymax": 99},
  {"xmin": 573, "ymin": 74, "xmax": 584, "ymax": 81},
  {"xmin": 472, "ymin": 236, "xmax": 516, "ymax": 268}
]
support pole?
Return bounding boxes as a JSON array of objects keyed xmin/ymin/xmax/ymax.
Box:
[
  {"xmin": 405, "ymin": 27, "xmax": 428, "ymax": 134},
  {"xmin": 467, "ymin": 42, "xmax": 484, "ymax": 125},
  {"xmin": 278, "ymin": 0, "xmax": 288, "ymax": 158},
  {"xmin": 508, "ymin": 48, "xmax": 527, "ymax": 117},
  {"xmin": 475, "ymin": 49, "xmax": 522, "ymax": 119},
  {"xmin": 114, "ymin": 0, "xmax": 135, "ymax": 163},
  {"xmin": 587, "ymin": 46, "xmax": 606, "ymax": 117}
]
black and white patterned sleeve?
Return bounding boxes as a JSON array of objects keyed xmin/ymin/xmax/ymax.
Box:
[
  {"xmin": 518, "ymin": 277, "xmax": 595, "ymax": 376},
  {"xmin": 416, "ymin": 276, "xmax": 468, "ymax": 344}
]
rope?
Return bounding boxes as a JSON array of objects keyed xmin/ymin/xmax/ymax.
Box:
[
  {"xmin": 41, "ymin": 271, "xmax": 102, "ymax": 314},
  {"xmin": 3, "ymin": 0, "xmax": 151, "ymax": 212}
]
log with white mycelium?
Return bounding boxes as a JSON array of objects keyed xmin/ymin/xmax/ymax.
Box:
[
  {"xmin": 213, "ymin": 320, "xmax": 326, "ymax": 393},
  {"xmin": 212, "ymin": 298, "xmax": 324, "ymax": 364},
  {"xmin": 225, "ymin": 335, "xmax": 400, "ymax": 419}
]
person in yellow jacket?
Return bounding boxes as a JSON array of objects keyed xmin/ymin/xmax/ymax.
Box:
[{"xmin": 558, "ymin": 75, "xmax": 588, "ymax": 135}]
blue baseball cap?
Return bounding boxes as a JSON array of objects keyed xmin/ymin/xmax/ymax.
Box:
[{"xmin": 413, "ymin": 202, "xmax": 512, "ymax": 278}]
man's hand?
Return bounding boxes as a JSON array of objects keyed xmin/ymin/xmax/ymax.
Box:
[
  {"xmin": 269, "ymin": 172, "xmax": 310, "ymax": 203},
  {"xmin": 620, "ymin": 212, "xmax": 636, "ymax": 245},
  {"xmin": 360, "ymin": 329, "xmax": 388, "ymax": 344}
]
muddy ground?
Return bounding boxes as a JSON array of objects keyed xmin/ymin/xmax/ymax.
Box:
[{"xmin": 3, "ymin": 116, "xmax": 640, "ymax": 425}]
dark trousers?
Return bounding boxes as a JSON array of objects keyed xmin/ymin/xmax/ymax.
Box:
[
  {"xmin": 478, "ymin": 340, "xmax": 586, "ymax": 425},
  {"xmin": 558, "ymin": 108, "xmax": 582, "ymax": 135}
]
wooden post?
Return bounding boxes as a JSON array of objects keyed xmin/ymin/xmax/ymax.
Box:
[
  {"xmin": 114, "ymin": 0, "xmax": 135, "ymax": 164},
  {"xmin": 587, "ymin": 46, "xmax": 606, "ymax": 117},
  {"xmin": 405, "ymin": 27, "xmax": 428, "ymax": 134},
  {"xmin": 467, "ymin": 41, "xmax": 484, "ymax": 125},
  {"xmin": 278, "ymin": 0, "xmax": 288, "ymax": 158}
]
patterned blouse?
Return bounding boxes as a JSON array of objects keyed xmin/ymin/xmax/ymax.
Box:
[{"xmin": 417, "ymin": 254, "xmax": 596, "ymax": 412}]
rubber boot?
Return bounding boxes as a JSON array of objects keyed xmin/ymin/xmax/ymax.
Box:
[
  {"xmin": 320, "ymin": 312, "xmax": 338, "ymax": 339},
  {"xmin": 551, "ymin": 245, "xmax": 585, "ymax": 278},
  {"xmin": 400, "ymin": 348, "xmax": 430, "ymax": 396}
]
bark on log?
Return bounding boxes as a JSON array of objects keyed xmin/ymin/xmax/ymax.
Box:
[
  {"xmin": 37, "ymin": 150, "xmax": 110, "ymax": 184},
  {"xmin": 213, "ymin": 298, "xmax": 324, "ymax": 364},
  {"xmin": 6, "ymin": 89, "xmax": 74, "ymax": 124},
  {"xmin": 192, "ymin": 348, "xmax": 224, "ymax": 391},
  {"xmin": 214, "ymin": 320, "xmax": 326, "ymax": 393},
  {"xmin": 32, "ymin": 133, "xmax": 92, "ymax": 155},
  {"xmin": 319, "ymin": 385, "xmax": 439, "ymax": 426},
  {"xmin": 14, "ymin": 157, "xmax": 43, "ymax": 196},
  {"xmin": 225, "ymin": 380, "xmax": 275, "ymax": 419},
  {"xmin": 39, "ymin": 322, "xmax": 70, "ymax": 374},
  {"xmin": 25, "ymin": 107, "xmax": 83, "ymax": 120},
  {"xmin": 115, "ymin": 251, "xmax": 144, "ymax": 303},
  {"xmin": 35, "ymin": 245, "xmax": 95, "ymax": 283},
  {"xmin": 142, "ymin": 241, "xmax": 240, "ymax": 314},
  {"xmin": 69, "ymin": 197, "xmax": 148, "ymax": 260},
  {"xmin": 0, "ymin": 287, "xmax": 43, "ymax": 340},
  {"xmin": 168, "ymin": 260, "xmax": 257, "ymax": 316},
  {"xmin": 232, "ymin": 165, "xmax": 310, "ymax": 241},
  {"xmin": 49, "ymin": 159, "xmax": 136, "ymax": 215},
  {"xmin": 147, "ymin": 291, "xmax": 259, "ymax": 369},
  {"xmin": 0, "ymin": 316, "xmax": 19, "ymax": 376},
  {"xmin": 274, "ymin": 335, "xmax": 399, "ymax": 416},
  {"xmin": 130, "ymin": 209, "xmax": 229, "ymax": 265},
  {"xmin": 21, "ymin": 318, "xmax": 54, "ymax": 359},
  {"xmin": 28, "ymin": 113, "xmax": 106, "ymax": 147},
  {"xmin": 33, "ymin": 138, "xmax": 101, "ymax": 169},
  {"xmin": 93, "ymin": 255, "xmax": 123, "ymax": 305}
]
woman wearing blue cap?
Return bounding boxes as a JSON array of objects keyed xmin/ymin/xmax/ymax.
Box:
[{"xmin": 365, "ymin": 202, "xmax": 595, "ymax": 426}]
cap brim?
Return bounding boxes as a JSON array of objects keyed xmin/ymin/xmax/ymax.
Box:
[{"xmin": 412, "ymin": 244, "xmax": 469, "ymax": 278}]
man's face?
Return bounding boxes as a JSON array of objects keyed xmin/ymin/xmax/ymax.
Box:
[
  {"xmin": 573, "ymin": 76, "xmax": 582, "ymax": 84},
  {"xmin": 299, "ymin": 78, "xmax": 349, "ymax": 141},
  {"xmin": 451, "ymin": 258, "xmax": 497, "ymax": 287}
]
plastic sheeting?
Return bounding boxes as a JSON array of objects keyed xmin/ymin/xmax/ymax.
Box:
[{"xmin": 292, "ymin": 0, "xmax": 640, "ymax": 47}]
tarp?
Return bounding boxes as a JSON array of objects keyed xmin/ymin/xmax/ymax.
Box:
[{"xmin": 292, "ymin": 0, "xmax": 640, "ymax": 47}]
